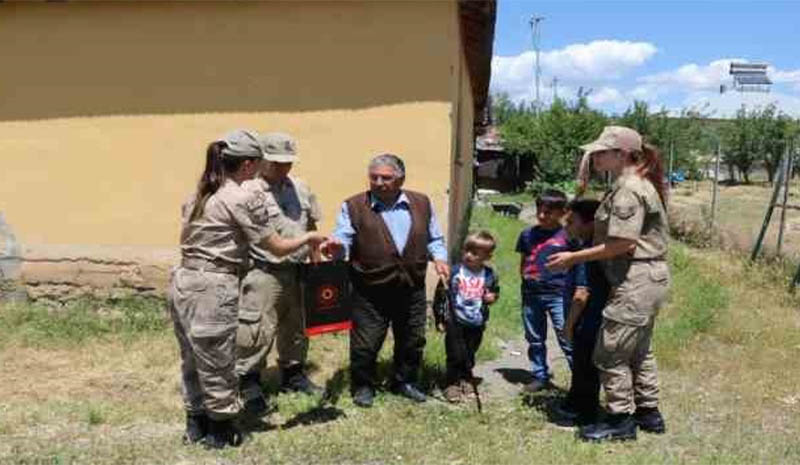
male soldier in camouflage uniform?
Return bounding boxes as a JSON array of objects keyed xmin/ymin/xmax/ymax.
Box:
[
  {"xmin": 236, "ymin": 132, "xmax": 324, "ymax": 415},
  {"xmin": 547, "ymin": 126, "xmax": 670, "ymax": 442}
]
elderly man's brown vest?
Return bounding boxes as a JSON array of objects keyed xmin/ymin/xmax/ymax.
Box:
[{"xmin": 345, "ymin": 190, "xmax": 431, "ymax": 288}]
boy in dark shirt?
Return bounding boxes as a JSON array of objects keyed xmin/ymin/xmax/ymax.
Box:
[
  {"xmin": 516, "ymin": 189, "xmax": 573, "ymax": 392},
  {"xmin": 554, "ymin": 198, "xmax": 610, "ymax": 425}
]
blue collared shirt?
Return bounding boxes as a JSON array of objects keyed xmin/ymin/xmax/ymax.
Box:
[{"xmin": 333, "ymin": 192, "xmax": 448, "ymax": 261}]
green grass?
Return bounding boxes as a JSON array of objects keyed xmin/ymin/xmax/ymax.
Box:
[
  {"xmin": 483, "ymin": 191, "xmax": 534, "ymax": 205},
  {"xmin": 654, "ymin": 243, "xmax": 729, "ymax": 367},
  {"xmin": 86, "ymin": 405, "xmax": 106, "ymax": 426},
  {"xmin": 0, "ymin": 296, "xmax": 167, "ymax": 348},
  {"xmin": 4, "ymin": 206, "xmax": 800, "ymax": 465}
]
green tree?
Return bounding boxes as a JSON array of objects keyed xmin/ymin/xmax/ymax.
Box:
[
  {"xmin": 617, "ymin": 100, "xmax": 709, "ymax": 180},
  {"xmin": 760, "ymin": 105, "xmax": 793, "ymax": 183},
  {"xmin": 618, "ymin": 100, "xmax": 652, "ymax": 136},
  {"xmin": 720, "ymin": 104, "xmax": 794, "ymax": 184},
  {"xmin": 721, "ymin": 106, "xmax": 757, "ymax": 183},
  {"xmin": 496, "ymin": 93, "xmax": 607, "ymax": 187},
  {"xmin": 491, "ymin": 92, "xmax": 522, "ymax": 126}
]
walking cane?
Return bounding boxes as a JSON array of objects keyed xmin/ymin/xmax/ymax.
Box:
[{"xmin": 470, "ymin": 377, "xmax": 483, "ymax": 414}]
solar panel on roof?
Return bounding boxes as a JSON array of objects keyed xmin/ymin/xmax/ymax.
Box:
[
  {"xmin": 735, "ymin": 75, "xmax": 772, "ymax": 85},
  {"xmin": 730, "ymin": 63, "xmax": 769, "ymax": 72}
]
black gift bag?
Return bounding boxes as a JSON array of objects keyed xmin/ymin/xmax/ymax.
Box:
[{"xmin": 302, "ymin": 260, "xmax": 352, "ymax": 336}]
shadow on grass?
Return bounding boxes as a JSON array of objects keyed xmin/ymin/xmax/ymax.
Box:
[
  {"xmin": 374, "ymin": 357, "xmax": 446, "ymax": 393},
  {"xmin": 521, "ymin": 388, "xmax": 570, "ymax": 425},
  {"xmin": 281, "ymin": 406, "xmax": 345, "ymax": 430},
  {"xmin": 281, "ymin": 369, "xmax": 348, "ymax": 430},
  {"xmin": 239, "ymin": 416, "xmax": 279, "ymax": 434},
  {"xmin": 495, "ymin": 367, "xmax": 534, "ymax": 386}
]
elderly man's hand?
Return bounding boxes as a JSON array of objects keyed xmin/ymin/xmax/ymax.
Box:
[
  {"xmin": 434, "ymin": 260, "xmax": 450, "ymax": 281},
  {"xmin": 320, "ymin": 238, "xmax": 344, "ymax": 259}
]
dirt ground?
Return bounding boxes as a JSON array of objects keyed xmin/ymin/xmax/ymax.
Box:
[{"xmin": 472, "ymin": 327, "xmax": 569, "ymax": 403}]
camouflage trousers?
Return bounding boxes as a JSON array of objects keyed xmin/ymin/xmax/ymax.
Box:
[
  {"xmin": 168, "ymin": 267, "xmax": 241, "ymax": 420},
  {"xmin": 235, "ymin": 266, "xmax": 307, "ymax": 381}
]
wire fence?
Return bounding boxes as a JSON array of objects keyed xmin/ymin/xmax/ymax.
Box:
[{"xmin": 668, "ymin": 142, "xmax": 800, "ymax": 289}]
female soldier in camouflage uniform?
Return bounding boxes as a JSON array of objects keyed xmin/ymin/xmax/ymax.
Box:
[
  {"xmin": 548, "ymin": 126, "xmax": 670, "ymax": 442},
  {"xmin": 169, "ymin": 129, "xmax": 328, "ymax": 449}
]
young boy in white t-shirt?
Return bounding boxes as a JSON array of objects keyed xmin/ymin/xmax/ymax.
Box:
[{"xmin": 439, "ymin": 230, "xmax": 500, "ymax": 403}]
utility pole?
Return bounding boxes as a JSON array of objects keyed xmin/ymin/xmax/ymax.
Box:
[
  {"xmin": 529, "ymin": 16, "xmax": 544, "ymax": 110},
  {"xmin": 552, "ymin": 76, "xmax": 559, "ymax": 101}
]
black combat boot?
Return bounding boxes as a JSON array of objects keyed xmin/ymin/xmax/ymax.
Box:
[
  {"xmin": 579, "ymin": 413, "xmax": 637, "ymax": 442},
  {"xmin": 203, "ymin": 418, "xmax": 244, "ymax": 450},
  {"xmin": 634, "ymin": 406, "xmax": 666, "ymax": 434},
  {"xmin": 280, "ymin": 365, "xmax": 323, "ymax": 395},
  {"xmin": 182, "ymin": 412, "xmax": 208, "ymax": 445},
  {"xmin": 239, "ymin": 373, "xmax": 277, "ymax": 417}
]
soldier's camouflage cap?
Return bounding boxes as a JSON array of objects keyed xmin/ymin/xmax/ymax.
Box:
[
  {"xmin": 580, "ymin": 126, "xmax": 642, "ymax": 154},
  {"xmin": 259, "ymin": 132, "xmax": 299, "ymax": 163},
  {"xmin": 217, "ymin": 129, "xmax": 265, "ymax": 159}
]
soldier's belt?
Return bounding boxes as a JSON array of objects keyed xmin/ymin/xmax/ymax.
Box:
[
  {"xmin": 181, "ymin": 257, "xmax": 241, "ymax": 275},
  {"xmin": 252, "ymin": 259, "xmax": 300, "ymax": 274},
  {"xmin": 629, "ymin": 257, "xmax": 666, "ymax": 263}
]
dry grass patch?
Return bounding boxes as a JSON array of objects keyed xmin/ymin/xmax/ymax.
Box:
[{"xmin": 670, "ymin": 180, "xmax": 800, "ymax": 260}]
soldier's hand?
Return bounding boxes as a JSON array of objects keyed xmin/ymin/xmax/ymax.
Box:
[
  {"xmin": 546, "ymin": 251, "xmax": 575, "ymax": 271},
  {"xmin": 305, "ymin": 232, "xmax": 327, "ymax": 248}
]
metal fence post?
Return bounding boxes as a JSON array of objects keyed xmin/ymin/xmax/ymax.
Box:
[
  {"xmin": 710, "ymin": 139, "xmax": 721, "ymax": 229},
  {"xmin": 667, "ymin": 139, "xmax": 674, "ymax": 208},
  {"xmin": 751, "ymin": 153, "xmax": 787, "ymax": 261},
  {"xmin": 777, "ymin": 142, "xmax": 793, "ymax": 256}
]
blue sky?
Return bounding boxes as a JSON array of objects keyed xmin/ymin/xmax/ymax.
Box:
[{"xmin": 490, "ymin": 1, "xmax": 800, "ymax": 117}]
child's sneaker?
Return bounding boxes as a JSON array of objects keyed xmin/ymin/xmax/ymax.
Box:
[{"xmin": 444, "ymin": 384, "xmax": 464, "ymax": 403}]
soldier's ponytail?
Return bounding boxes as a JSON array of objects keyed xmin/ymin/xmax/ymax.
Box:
[
  {"xmin": 635, "ymin": 143, "xmax": 668, "ymax": 207},
  {"xmin": 189, "ymin": 141, "xmax": 227, "ymax": 222}
]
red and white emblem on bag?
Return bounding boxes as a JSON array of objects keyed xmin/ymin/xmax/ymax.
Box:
[{"xmin": 316, "ymin": 284, "xmax": 339, "ymax": 310}]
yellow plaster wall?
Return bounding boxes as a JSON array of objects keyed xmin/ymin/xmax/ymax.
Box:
[
  {"xmin": 0, "ymin": 2, "xmax": 458, "ymax": 252},
  {"xmin": 447, "ymin": 45, "xmax": 477, "ymax": 257},
  {"xmin": 0, "ymin": 106, "xmax": 453, "ymax": 247}
]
